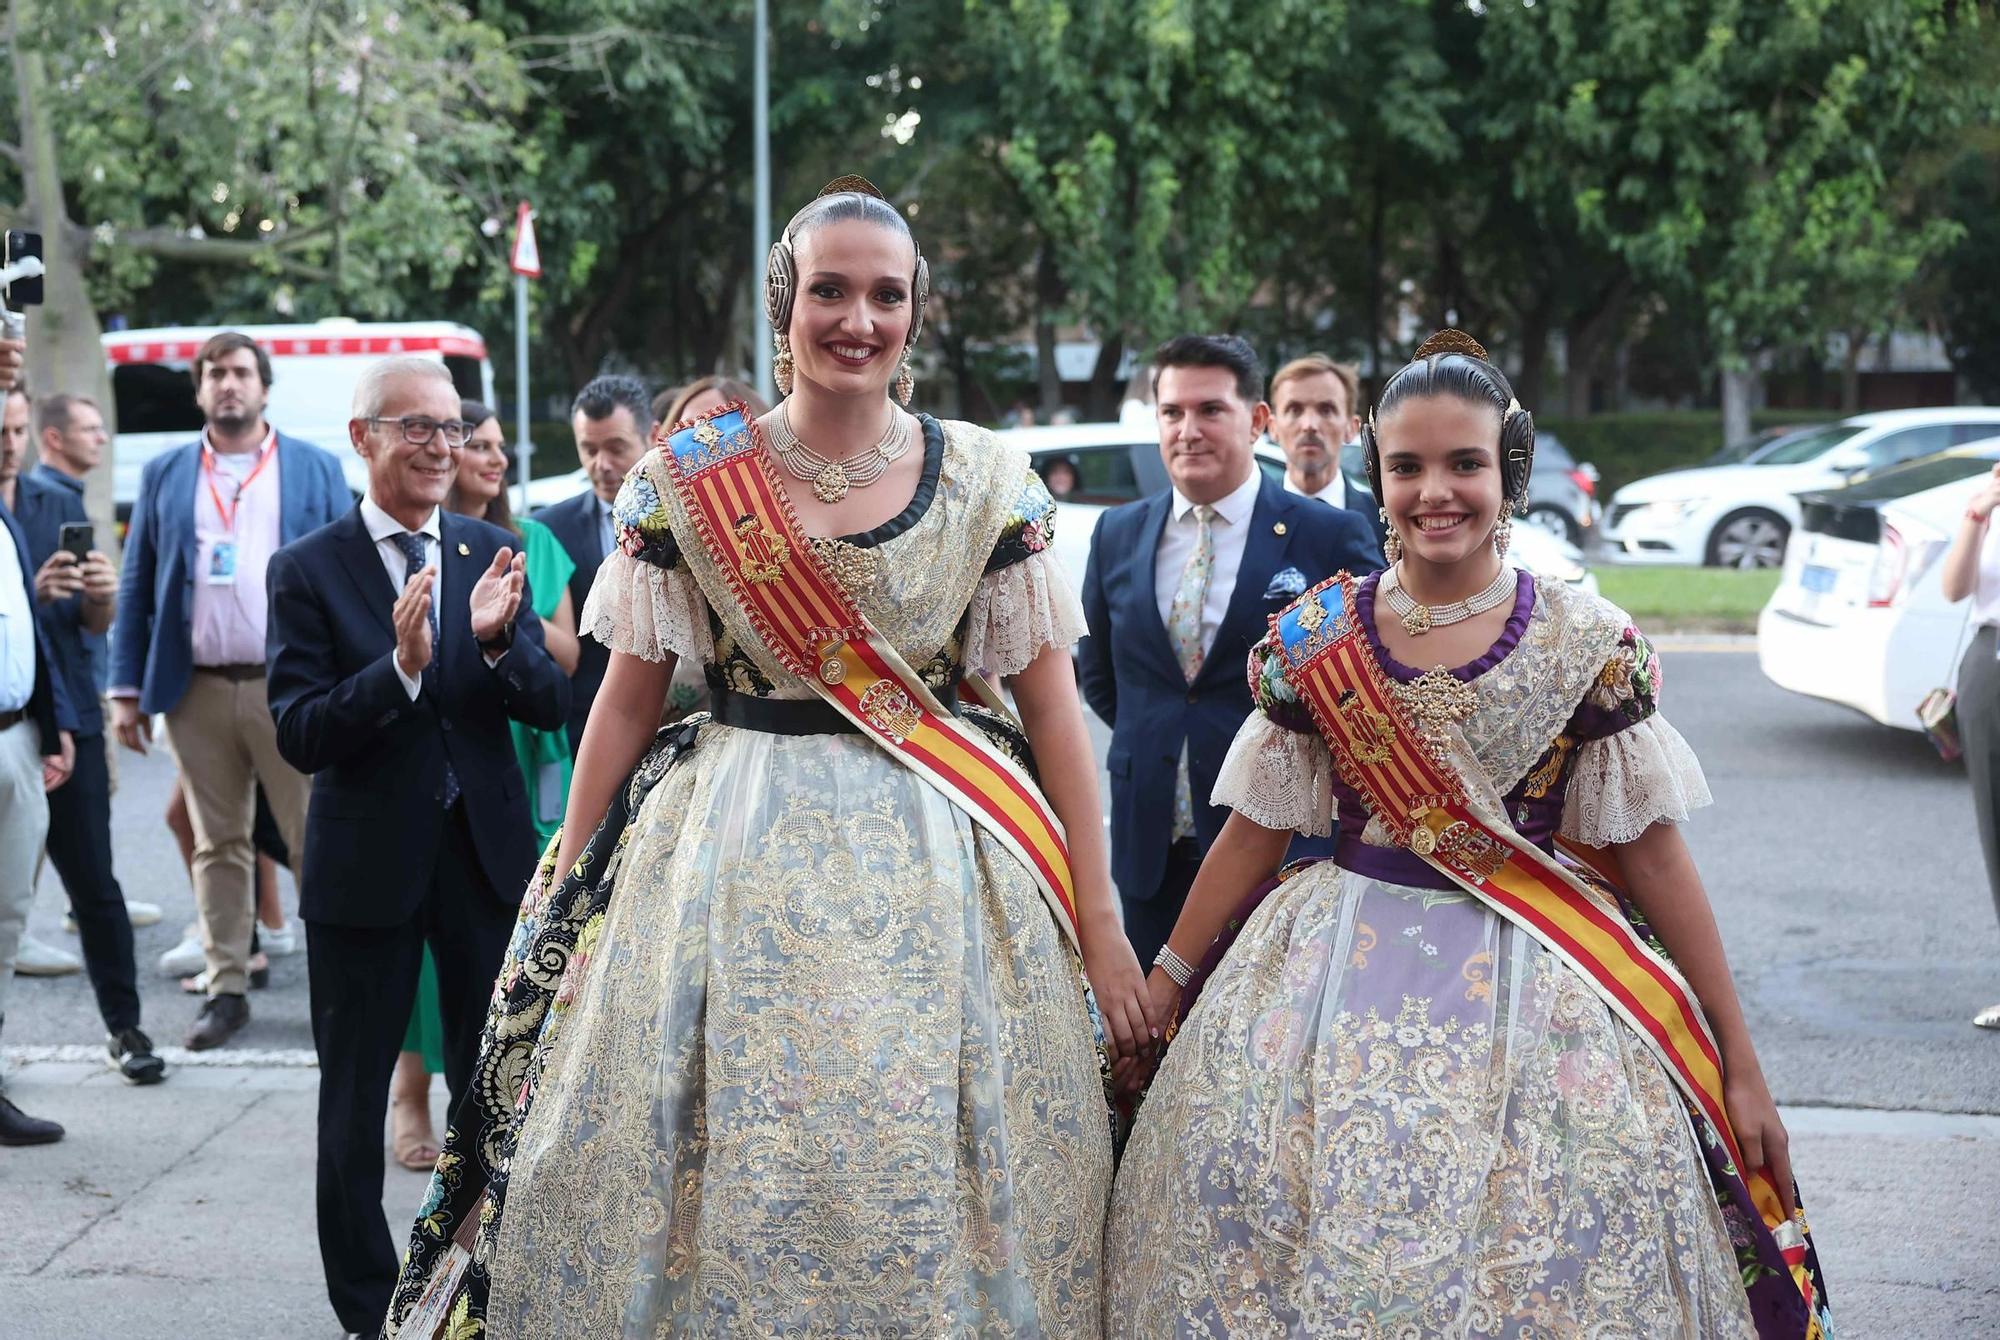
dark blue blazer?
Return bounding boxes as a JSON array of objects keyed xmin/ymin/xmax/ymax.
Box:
[
  {"xmin": 0, "ymin": 495, "xmax": 76, "ymax": 751},
  {"xmin": 532, "ymin": 489, "xmax": 611, "ymax": 751},
  {"xmin": 1078, "ymin": 474, "xmax": 1382, "ymax": 905},
  {"xmin": 13, "ymin": 468, "xmax": 103, "ymax": 734},
  {"xmin": 265, "ymin": 507, "xmax": 570, "ymax": 928},
  {"xmin": 110, "ymin": 431, "xmax": 351, "ymax": 715}
]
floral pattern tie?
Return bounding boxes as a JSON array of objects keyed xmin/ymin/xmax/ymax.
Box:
[{"xmin": 1165, "ymin": 505, "xmax": 1215, "ymax": 839}]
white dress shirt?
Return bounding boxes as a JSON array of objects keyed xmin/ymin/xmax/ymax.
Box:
[
  {"xmin": 361, "ymin": 495, "xmax": 443, "ymax": 701},
  {"xmin": 0, "ymin": 527, "xmax": 35, "ymax": 713},
  {"xmin": 1154, "ymin": 465, "xmax": 1263, "ymax": 658},
  {"xmin": 1284, "ymin": 468, "xmax": 1358, "ymax": 513}
]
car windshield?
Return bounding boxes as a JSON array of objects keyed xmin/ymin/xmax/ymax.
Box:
[
  {"xmin": 1708, "ymin": 428, "xmax": 1789, "ymax": 466},
  {"xmin": 1826, "ymin": 450, "xmax": 2000, "ymax": 503},
  {"xmin": 1754, "ymin": 423, "xmax": 1865, "ymax": 465}
]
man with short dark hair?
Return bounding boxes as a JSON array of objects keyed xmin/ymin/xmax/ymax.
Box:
[
  {"xmin": 1269, "ymin": 354, "xmax": 1387, "ymax": 553},
  {"xmin": 110, "ymin": 331, "xmax": 350, "ymax": 1050},
  {"xmin": 1078, "ymin": 334, "xmax": 1381, "ymax": 967},
  {"xmin": 535, "ymin": 373, "xmax": 654, "ymax": 751},
  {"xmin": 10, "ymin": 390, "xmax": 165, "ymax": 1081}
]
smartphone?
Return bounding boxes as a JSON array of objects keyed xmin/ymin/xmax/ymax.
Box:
[
  {"xmin": 58, "ymin": 522, "xmax": 92, "ymax": 563},
  {"xmin": 4, "ymin": 230, "xmax": 42, "ymax": 308}
]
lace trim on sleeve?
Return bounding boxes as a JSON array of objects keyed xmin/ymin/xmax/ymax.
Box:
[
  {"xmin": 1559, "ymin": 712, "xmax": 1712, "ymax": 847},
  {"xmin": 1210, "ymin": 711, "xmax": 1338, "ymax": 838},
  {"xmin": 579, "ymin": 548, "xmax": 714, "ymax": 665},
  {"xmin": 962, "ymin": 548, "xmax": 1088, "ymax": 678}
]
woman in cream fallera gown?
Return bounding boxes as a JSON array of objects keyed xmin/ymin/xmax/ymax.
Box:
[
  {"xmin": 384, "ymin": 179, "xmax": 1150, "ymax": 1339},
  {"xmin": 1104, "ymin": 335, "xmax": 1828, "ymax": 1338}
]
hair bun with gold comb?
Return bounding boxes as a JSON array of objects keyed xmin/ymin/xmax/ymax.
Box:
[
  {"xmin": 1412, "ymin": 329, "xmax": 1490, "ymax": 362},
  {"xmin": 816, "ymin": 174, "xmax": 886, "ymax": 201}
]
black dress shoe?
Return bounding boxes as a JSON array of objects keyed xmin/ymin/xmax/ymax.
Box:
[
  {"xmin": 107, "ymin": 1028, "xmax": 167, "ymax": 1084},
  {"xmin": 184, "ymin": 994, "xmax": 250, "ymax": 1051},
  {"xmin": 0, "ymin": 1094, "xmax": 65, "ymax": 1145}
]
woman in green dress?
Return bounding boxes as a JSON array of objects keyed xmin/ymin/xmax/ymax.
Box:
[{"xmin": 389, "ymin": 399, "xmax": 583, "ymax": 1171}]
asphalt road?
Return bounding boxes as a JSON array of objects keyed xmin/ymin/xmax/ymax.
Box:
[{"xmin": 6, "ymin": 646, "xmax": 2000, "ymax": 1335}]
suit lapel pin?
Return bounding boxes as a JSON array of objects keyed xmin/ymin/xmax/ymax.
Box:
[
  {"xmin": 1272, "ymin": 521, "xmax": 1287, "ymax": 536},
  {"xmin": 457, "ymin": 542, "xmax": 470, "ymax": 556}
]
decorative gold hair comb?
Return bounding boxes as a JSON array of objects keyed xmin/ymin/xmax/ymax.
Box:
[{"xmin": 1413, "ymin": 329, "xmax": 1489, "ymax": 362}]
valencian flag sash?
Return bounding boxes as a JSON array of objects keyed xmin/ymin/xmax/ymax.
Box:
[
  {"xmin": 1273, "ymin": 573, "xmax": 1831, "ymax": 1340},
  {"xmin": 658, "ymin": 404, "xmax": 1081, "ymax": 953}
]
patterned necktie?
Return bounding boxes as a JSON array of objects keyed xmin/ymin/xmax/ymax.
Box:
[
  {"xmin": 392, "ymin": 530, "xmax": 459, "ymax": 809},
  {"xmin": 1165, "ymin": 504, "xmax": 1216, "ymax": 841}
]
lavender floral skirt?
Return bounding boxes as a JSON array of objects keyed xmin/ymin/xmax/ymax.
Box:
[{"xmin": 1104, "ymin": 861, "xmax": 1757, "ymax": 1338}]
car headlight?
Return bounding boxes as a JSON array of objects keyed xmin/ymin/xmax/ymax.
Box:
[{"xmin": 1630, "ymin": 498, "xmax": 1702, "ymax": 527}]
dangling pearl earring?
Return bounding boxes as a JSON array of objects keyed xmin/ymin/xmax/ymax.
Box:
[
  {"xmin": 1380, "ymin": 507, "xmax": 1403, "ymax": 564},
  {"xmin": 1493, "ymin": 498, "xmax": 1514, "ymax": 558},
  {"xmin": 894, "ymin": 352, "xmax": 915, "ymax": 406},
  {"xmin": 773, "ymin": 334, "xmax": 795, "ymax": 397}
]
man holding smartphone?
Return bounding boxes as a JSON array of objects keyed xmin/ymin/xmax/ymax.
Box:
[{"xmin": 14, "ymin": 392, "xmax": 164, "ymax": 1082}]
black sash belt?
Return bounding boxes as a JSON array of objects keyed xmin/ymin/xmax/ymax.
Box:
[{"xmin": 711, "ymin": 681, "xmax": 963, "ymax": 737}]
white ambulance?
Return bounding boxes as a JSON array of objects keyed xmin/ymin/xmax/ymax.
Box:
[{"xmin": 105, "ymin": 318, "xmax": 497, "ymax": 522}]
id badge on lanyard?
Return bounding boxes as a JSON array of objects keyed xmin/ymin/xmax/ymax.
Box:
[{"xmin": 202, "ymin": 435, "xmax": 275, "ymax": 587}]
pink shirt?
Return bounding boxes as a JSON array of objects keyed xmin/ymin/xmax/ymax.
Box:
[{"xmin": 190, "ymin": 427, "xmax": 283, "ymax": 667}]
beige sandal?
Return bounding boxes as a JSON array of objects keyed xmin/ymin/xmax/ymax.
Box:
[
  {"xmin": 1974, "ymin": 1003, "xmax": 2000, "ymax": 1030},
  {"xmin": 390, "ymin": 1095, "xmax": 441, "ymax": 1172}
]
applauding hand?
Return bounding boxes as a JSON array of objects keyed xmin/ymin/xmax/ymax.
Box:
[
  {"xmin": 470, "ymin": 547, "xmax": 525, "ymax": 646},
  {"xmin": 393, "ymin": 565, "xmax": 436, "ymax": 678}
]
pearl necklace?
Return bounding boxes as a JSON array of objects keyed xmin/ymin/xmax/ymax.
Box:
[
  {"xmin": 1379, "ymin": 563, "xmax": 1516, "ymax": 636},
  {"xmin": 767, "ymin": 403, "xmax": 912, "ymax": 504}
]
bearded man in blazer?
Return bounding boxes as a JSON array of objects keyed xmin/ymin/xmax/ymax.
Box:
[{"xmin": 1078, "ymin": 334, "xmax": 1383, "ymax": 969}]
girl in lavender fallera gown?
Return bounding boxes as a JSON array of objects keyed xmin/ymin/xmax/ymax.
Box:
[{"xmin": 1104, "ymin": 332, "xmax": 1833, "ymax": 1338}]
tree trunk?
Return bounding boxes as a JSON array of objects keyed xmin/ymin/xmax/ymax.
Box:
[
  {"xmin": 1034, "ymin": 245, "xmax": 1062, "ymax": 418},
  {"xmin": 13, "ymin": 4, "xmax": 113, "ymax": 545},
  {"xmin": 1515, "ymin": 299, "xmax": 1552, "ymax": 409},
  {"xmin": 1365, "ymin": 165, "xmax": 1385, "ymax": 397},
  {"xmin": 1563, "ymin": 275, "xmax": 1635, "ymax": 418},
  {"xmin": 1084, "ymin": 335, "xmax": 1125, "ymax": 422},
  {"xmin": 1720, "ymin": 364, "xmax": 1758, "ymax": 448},
  {"xmin": 1840, "ymin": 327, "xmax": 1863, "ymax": 413}
]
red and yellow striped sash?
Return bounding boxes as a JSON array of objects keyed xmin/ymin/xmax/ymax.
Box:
[
  {"xmin": 1274, "ymin": 573, "xmax": 1818, "ymax": 1329},
  {"xmin": 658, "ymin": 405, "xmax": 1079, "ymax": 952}
]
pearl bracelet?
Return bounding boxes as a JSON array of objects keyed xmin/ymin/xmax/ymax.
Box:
[{"xmin": 1153, "ymin": 945, "xmax": 1195, "ymax": 988}]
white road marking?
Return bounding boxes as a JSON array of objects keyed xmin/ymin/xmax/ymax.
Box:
[{"xmin": 5, "ymin": 1043, "xmax": 320, "ymax": 1068}]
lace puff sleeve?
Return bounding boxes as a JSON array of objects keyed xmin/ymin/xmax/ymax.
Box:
[
  {"xmin": 577, "ymin": 459, "xmax": 714, "ymax": 665},
  {"xmin": 962, "ymin": 470, "xmax": 1088, "ymax": 677},
  {"xmin": 1209, "ymin": 634, "xmax": 1338, "ymax": 837},
  {"xmin": 1559, "ymin": 625, "xmax": 1712, "ymax": 847}
]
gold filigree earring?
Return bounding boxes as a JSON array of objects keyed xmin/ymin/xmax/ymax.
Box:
[
  {"xmin": 894, "ymin": 352, "xmax": 915, "ymax": 406},
  {"xmin": 773, "ymin": 334, "xmax": 795, "ymax": 397},
  {"xmin": 1381, "ymin": 508, "xmax": 1403, "ymax": 563},
  {"xmin": 1493, "ymin": 498, "xmax": 1514, "ymax": 558}
]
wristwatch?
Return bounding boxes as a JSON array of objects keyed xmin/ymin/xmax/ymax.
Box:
[{"xmin": 477, "ymin": 620, "xmax": 515, "ymax": 657}]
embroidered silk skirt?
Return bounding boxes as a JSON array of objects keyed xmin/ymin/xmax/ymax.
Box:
[
  {"xmin": 1104, "ymin": 860, "xmax": 1757, "ymax": 1338},
  {"xmin": 482, "ymin": 722, "xmax": 1111, "ymax": 1337}
]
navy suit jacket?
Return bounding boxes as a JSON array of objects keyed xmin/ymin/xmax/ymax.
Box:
[
  {"xmin": 13, "ymin": 468, "xmax": 103, "ymax": 734},
  {"xmin": 532, "ymin": 489, "xmax": 611, "ymax": 751},
  {"xmin": 110, "ymin": 431, "xmax": 351, "ymax": 716},
  {"xmin": 1078, "ymin": 473, "xmax": 1382, "ymax": 905},
  {"xmin": 0, "ymin": 495, "xmax": 76, "ymax": 752},
  {"xmin": 265, "ymin": 507, "xmax": 570, "ymax": 928}
]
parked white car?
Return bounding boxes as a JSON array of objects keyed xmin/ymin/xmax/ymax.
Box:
[
  {"xmin": 999, "ymin": 422, "xmax": 1596, "ymax": 596},
  {"xmin": 106, "ymin": 320, "xmax": 496, "ymax": 520},
  {"xmin": 1757, "ymin": 440, "xmax": 2000, "ymax": 731},
  {"xmin": 1601, "ymin": 408, "xmax": 2000, "ymax": 569}
]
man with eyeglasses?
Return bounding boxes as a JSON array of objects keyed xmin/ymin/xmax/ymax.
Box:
[
  {"xmin": 265, "ymin": 356, "xmax": 567, "ymax": 1336},
  {"xmin": 110, "ymin": 330, "xmax": 350, "ymax": 1050}
]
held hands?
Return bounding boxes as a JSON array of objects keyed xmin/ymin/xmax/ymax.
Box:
[
  {"xmin": 1724, "ymin": 1063, "xmax": 1797, "ymax": 1221},
  {"xmin": 1080, "ymin": 912, "xmax": 1154, "ymax": 1068},
  {"xmin": 111, "ymin": 697, "xmax": 151, "ymax": 754},
  {"xmin": 41, "ymin": 729, "xmax": 73, "ymax": 791},
  {"xmin": 469, "ymin": 547, "xmax": 525, "ymax": 646},
  {"xmin": 394, "ymin": 565, "xmax": 436, "ymax": 679}
]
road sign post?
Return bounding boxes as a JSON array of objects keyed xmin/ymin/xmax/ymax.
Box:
[{"xmin": 510, "ymin": 201, "xmax": 542, "ymax": 514}]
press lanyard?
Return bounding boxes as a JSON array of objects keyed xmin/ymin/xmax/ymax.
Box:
[{"xmin": 202, "ymin": 431, "xmax": 276, "ymax": 533}]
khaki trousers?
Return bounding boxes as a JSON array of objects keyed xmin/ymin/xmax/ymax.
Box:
[
  {"xmin": 162, "ymin": 670, "xmax": 308, "ymax": 997},
  {"xmin": 0, "ymin": 718, "xmax": 49, "ymax": 1042}
]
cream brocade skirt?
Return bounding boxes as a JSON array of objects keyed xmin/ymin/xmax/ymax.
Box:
[
  {"xmin": 483, "ymin": 723, "xmax": 1112, "ymax": 1338},
  {"xmin": 1105, "ymin": 862, "xmax": 1758, "ymax": 1339}
]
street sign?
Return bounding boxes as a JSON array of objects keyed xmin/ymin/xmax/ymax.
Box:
[{"xmin": 509, "ymin": 201, "xmax": 541, "ymax": 278}]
